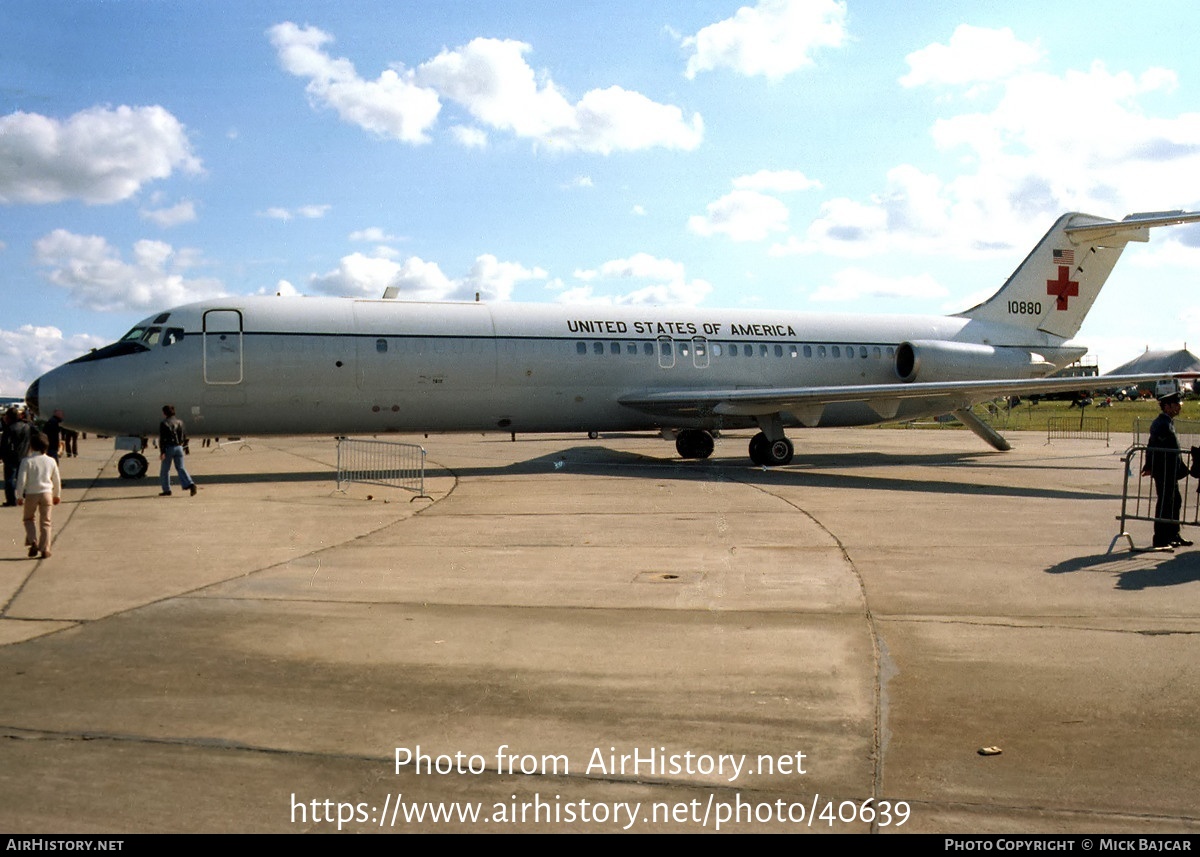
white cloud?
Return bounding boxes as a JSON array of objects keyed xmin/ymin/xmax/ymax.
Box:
[
  {"xmin": 809, "ymin": 268, "xmax": 947, "ymax": 302},
  {"xmin": 901, "ymin": 25, "xmax": 1043, "ymax": 90},
  {"xmin": 33, "ymin": 229, "xmax": 224, "ymax": 312},
  {"xmin": 683, "ymin": 0, "xmax": 848, "ymax": 81},
  {"xmin": 0, "ymin": 326, "xmax": 109, "ymax": 396},
  {"xmin": 416, "ymin": 38, "xmax": 703, "ymax": 153},
  {"xmin": 566, "ymin": 253, "xmax": 712, "ymax": 305},
  {"xmin": 788, "ymin": 45, "xmax": 1200, "ymax": 259},
  {"xmin": 270, "ymin": 25, "xmax": 702, "ymax": 153},
  {"xmin": 688, "ymin": 189, "xmax": 790, "ymax": 241},
  {"xmin": 308, "ymin": 251, "xmax": 545, "ymax": 301},
  {"xmin": 450, "ymin": 125, "xmax": 488, "ymax": 148},
  {"xmin": 268, "ymin": 22, "xmax": 442, "ymax": 144},
  {"xmin": 140, "ymin": 199, "xmax": 197, "ymax": 228},
  {"xmin": 733, "ymin": 169, "xmax": 822, "ymax": 192},
  {"xmin": 260, "ymin": 204, "xmax": 331, "ymax": 221},
  {"xmin": 461, "ymin": 255, "xmax": 548, "ymax": 301},
  {"xmin": 0, "ymin": 105, "xmax": 201, "ymax": 205},
  {"xmin": 348, "ymin": 227, "xmax": 399, "ymax": 243},
  {"xmin": 255, "ymin": 279, "xmax": 300, "ymax": 297}
]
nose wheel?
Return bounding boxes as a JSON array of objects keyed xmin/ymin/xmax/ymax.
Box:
[
  {"xmin": 118, "ymin": 452, "xmax": 149, "ymax": 479},
  {"xmin": 748, "ymin": 432, "xmax": 793, "ymax": 466}
]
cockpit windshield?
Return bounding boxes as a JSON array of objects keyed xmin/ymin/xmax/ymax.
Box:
[
  {"xmin": 70, "ymin": 324, "xmax": 159, "ymax": 364},
  {"xmin": 120, "ymin": 326, "xmax": 161, "ymax": 345}
]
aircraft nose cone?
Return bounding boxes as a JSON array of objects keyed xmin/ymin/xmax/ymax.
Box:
[{"xmin": 25, "ymin": 378, "xmax": 40, "ymax": 417}]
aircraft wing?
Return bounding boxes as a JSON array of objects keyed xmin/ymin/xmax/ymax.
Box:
[{"xmin": 619, "ymin": 372, "xmax": 1179, "ymax": 422}]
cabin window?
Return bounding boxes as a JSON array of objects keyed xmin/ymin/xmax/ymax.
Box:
[
  {"xmin": 859, "ymin": 346, "xmax": 868, "ymax": 359},
  {"xmin": 873, "ymin": 346, "xmax": 881, "ymax": 359},
  {"xmin": 625, "ymin": 342, "xmax": 637, "ymax": 355},
  {"xmin": 789, "ymin": 345, "xmax": 797, "ymax": 357},
  {"xmin": 643, "ymin": 342, "xmax": 654, "ymax": 356},
  {"xmin": 577, "ymin": 342, "xmax": 587, "ymax": 354},
  {"xmin": 759, "ymin": 344, "xmax": 769, "ymax": 357},
  {"xmin": 610, "ymin": 341, "xmax": 620, "ymax": 355},
  {"xmin": 774, "ymin": 344, "xmax": 783, "ymax": 358},
  {"xmin": 803, "ymin": 345, "xmax": 812, "ymax": 358},
  {"xmin": 817, "ymin": 345, "xmax": 827, "ymax": 358},
  {"xmin": 376, "ymin": 339, "xmax": 388, "ymax": 353},
  {"xmin": 593, "ymin": 342, "xmax": 604, "ymax": 355},
  {"xmin": 831, "ymin": 345, "xmax": 841, "ymax": 358},
  {"xmin": 712, "ymin": 344, "xmax": 722, "ymax": 357}
]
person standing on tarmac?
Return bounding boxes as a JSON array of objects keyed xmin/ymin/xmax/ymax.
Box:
[
  {"xmin": 158, "ymin": 404, "xmax": 197, "ymax": 497},
  {"xmin": 2, "ymin": 407, "xmax": 32, "ymax": 507},
  {"xmin": 16, "ymin": 432, "xmax": 61, "ymax": 558},
  {"xmin": 1142, "ymin": 391, "xmax": 1192, "ymax": 549}
]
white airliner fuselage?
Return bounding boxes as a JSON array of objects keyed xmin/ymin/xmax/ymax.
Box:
[{"xmin": 25, "ymin": 211, "xmax": 1200, "ymax": 475}]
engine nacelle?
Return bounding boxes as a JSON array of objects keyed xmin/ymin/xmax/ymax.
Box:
[{"xmin": 895, "ymin": 340, "xmax": 1055, "ymax": 383}]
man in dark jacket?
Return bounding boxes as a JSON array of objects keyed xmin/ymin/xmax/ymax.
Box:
[
  {"xmin": 1142, "ymin": 392, "xmax": 1191, "ymax": 548},
  {"xmin": 158, "ymin": 404, "xmax": 197, "ymax": 497},
  {"xmin": 43, "ymin": 409, "xmax": 65, "ymax": 460},
  {"xmin": 2, "ymin": 408, "xmax": 32, "ymax": 507}
]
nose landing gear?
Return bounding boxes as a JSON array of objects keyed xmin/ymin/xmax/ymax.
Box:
[{"xmin": 118, "ymin": 452, "xmax": 149, "ymax": 479}]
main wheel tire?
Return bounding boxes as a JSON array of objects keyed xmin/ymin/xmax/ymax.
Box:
[
  {"xmin": 764, "ymin": 437, "xmax": 794, "ymax": 466},
  {"xmin": 675, "ymin": 429, "xmax": 715, "ymax": 460},
  {"xmin": 749, "ymin": 432, "xmax": 793, "ymax": 466},
  {"xmin": 118, "ymin": 452, "xmax": 149, "ymax": 480}
]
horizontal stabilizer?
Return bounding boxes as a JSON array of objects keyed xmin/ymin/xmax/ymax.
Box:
[{"xmin": 1064, "ymin": 210, "xmax": 1200, "ymax": 244}]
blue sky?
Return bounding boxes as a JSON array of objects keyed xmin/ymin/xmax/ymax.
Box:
[{"xmin": 3, "ymin": 0, "xmax": 1200, "ymax": 393}]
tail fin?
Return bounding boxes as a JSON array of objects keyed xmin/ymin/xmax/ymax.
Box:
[{"xmin": 957, "ymin": 210, "xmax": 1200, "ymax": 339}]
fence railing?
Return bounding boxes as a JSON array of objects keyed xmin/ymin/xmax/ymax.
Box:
[
  {"xmin": 1046, "ymin": 415, "xmax": 1110, "ymax": 446},
  {"xmin": 336, "ymin": 438, "xmax": 431, "ymax": 500},
  {"xmin": 1133, "ymin": 418, "xmax": 1200, "ymax": 453},
  {"xmin": 1110, "ymin": 444, "xmax": 1197, "ymax": 552}
]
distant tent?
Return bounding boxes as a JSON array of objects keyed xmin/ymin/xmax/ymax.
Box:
[
  {"xmin": 1105, "ymin": 348, "xmax": 1199, "ymax": 395},
  {"xmin": 1105, "ymin": 348, "xmax": 1200, "ymax": 376}
]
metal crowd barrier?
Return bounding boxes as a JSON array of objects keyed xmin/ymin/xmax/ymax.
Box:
[
  {"xmin": 1110, "ymin": 444, "xmax": 1198, "ymax": 552},
  {"xmin": 1133, "ymin": 418, "xmax": 1200, "ymax": 452},
  {"xmin": 336, "ymin": 437, "xmax": 431, "ymax": 500},
  {"xmin": 1046, "ymin": 415, "xmax": 1110, "ymax": 446}
]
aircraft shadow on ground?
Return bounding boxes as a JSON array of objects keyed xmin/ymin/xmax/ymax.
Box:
[
  {"xmin": 1045, "ymin": 549, "xmax": 1200, "ymax": 590},
  {"xmin": 442, "ymin": 445, "xmax": 1115, "ymax": 502},
  {"xmin": 62, "ymin": 442, "xmax": 1118, "ymax": 503},
  {"xmin": 64, "ymin": 470, "xmax": 336, "ymax": 493}
]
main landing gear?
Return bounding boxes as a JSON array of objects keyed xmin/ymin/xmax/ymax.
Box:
[
  {"xmin": 748, "ymin": 432, "xmax": 794, "ymax": 466},
  {"xmin": 675, "ymin": 429, "xmax": 715, "ymax": 459}
]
